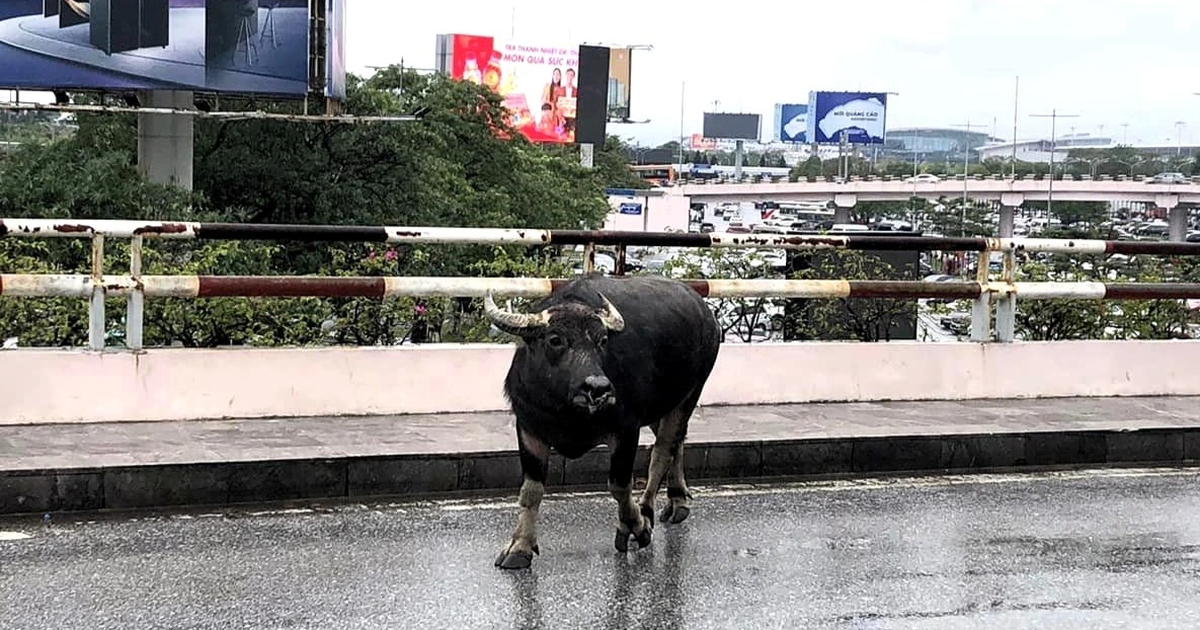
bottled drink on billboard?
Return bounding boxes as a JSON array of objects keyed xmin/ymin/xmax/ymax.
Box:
[
  {"xmin": 484, "ymin": 50, "xmax": 503, "ymax": 91},
  {"xmin": 462, "ymin": 58, "xmax": 482, "ymax": 84}
]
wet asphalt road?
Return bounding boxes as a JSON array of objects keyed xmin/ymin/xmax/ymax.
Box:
[{"xmin": 2, "ymin": 468, "xmax": 1200, "ymax": 630}]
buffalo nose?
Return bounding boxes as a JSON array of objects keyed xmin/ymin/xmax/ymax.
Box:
[{"xmin": 581, "ymin": 375, "xmax": 613, "ymax": 400}]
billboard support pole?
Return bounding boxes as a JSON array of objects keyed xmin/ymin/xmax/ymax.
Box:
[
  {"xmin": 137, "ymin": 90, "xmax": 194, "ymax": 191},
  {"xmin": 734, "ymin": 140, "xmax": 744, "ymax": 179},
  {"xmin": 677, "ymin": 81, "xmax": 685, "ymax": 173}
]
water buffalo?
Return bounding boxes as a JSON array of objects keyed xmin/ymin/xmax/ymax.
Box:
[{"xmin": 484, "ymin": 273, "xmax": 721, "ymax": 570}]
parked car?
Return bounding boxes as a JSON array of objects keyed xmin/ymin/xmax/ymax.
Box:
[
  {"xmin": 1148, "ymin": 172, "xmax": 1190, "ymax": 185},
  {"xmin": 940, "ymin": 313, "xmax": 971, "ymax": 335}
]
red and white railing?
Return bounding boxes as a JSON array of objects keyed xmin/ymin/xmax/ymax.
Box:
[{"xmin": 4, "ymin": 217, "xmax": 1200, "ymax": 350}]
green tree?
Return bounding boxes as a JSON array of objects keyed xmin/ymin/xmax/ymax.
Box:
[
  {"xmin": 660, "ymin": 249, "xmax": 782, "ymax": 342},
  {"xmin": 921, "ymin": 197, "xmax": 994, "ymax": 236},
  {"xmin": 785, "ymin": 250, "xmax": 915, "ymax": 342},
  {"xmin": 1012, "ymin": 254, "xmax": 1196, "ymax": 341},
  {"xmin": 0, "ymin": 66, "xmax": 615, "ymax": 348},
  {"xmin": 1025, "ymin": 200, "xmax": 1109, "ymax": 229},
  {"xmin": 852, "ymin": 200, "xmax": 917, "ymax": 225},
  {"xmin": 789, "ymin": 155, "xmax": 823, "ymax": 180},
  {"xmin": 593, "ymin": 136, "xmax": 651, "ymax": 190}
]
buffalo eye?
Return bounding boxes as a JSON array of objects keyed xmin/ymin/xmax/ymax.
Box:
[
  {"xmin": 597, "ymin": 336, "xmax": 608, "ymax": 350},
  {"xmin": 546, "ymin": 334, "xmax": 566, "ymax": 349}
]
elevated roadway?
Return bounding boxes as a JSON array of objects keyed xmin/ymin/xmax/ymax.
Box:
[{"xmin": 670, "ymin": 179, "xmax": 1200, "ymax": 208}]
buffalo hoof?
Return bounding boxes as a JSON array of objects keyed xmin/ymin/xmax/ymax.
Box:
[
  {"xmin": 614, "ymin": 526, "xmax": 653, "ymax": 553},
  {"xmin": 660, "ymin": 503, "xmax": 690, "ymax": 524},
  {"xmin": 494, "ymin": 543, "xmax": 539, "ymax": 570},
  {"xmin": 640, "ymin": 503, "xmax": 656, "ymax": 528}
]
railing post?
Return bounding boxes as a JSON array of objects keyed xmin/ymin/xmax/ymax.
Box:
[
  {"xmin": 127, "ymin": 235, "xmax": 145, "ymax": 350},
  {"xmin": 994, "ymin": 247, "xmax": 1017, "ymax": 342},
  {"xmin": 969, "ymin": 246, "xmax": 992, "ymax": 342},
  {"xmin": 88, "ymin": 234, "xmax": 106, "ymax": 351},
  {"xmin": 994, "ymin": 199, "xmax": 1019, "ymax": 343},
  {"xmin": 583, "ymin": 242, "xmax": 596, "ymax": 273},
  {"xmin": 614, "ymin": 244, "xmax": 627, "ymax": 276}
]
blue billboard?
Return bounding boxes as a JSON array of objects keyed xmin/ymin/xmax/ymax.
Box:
[
  {"xmin": 773, "ymin": 102, "xmax": 808, "ymax": 143},
  {"xmin": 806, "ymin": 91, "xmax": 888, "ymax": 145},
  {"xmin": 0, "ymin": 0, "xmax": 344, "ymax": 98}
]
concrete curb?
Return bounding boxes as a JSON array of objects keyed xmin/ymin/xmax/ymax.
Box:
[{"xmin": 4, "ymin": 427, "xmax": 1200, "ymax": 516}]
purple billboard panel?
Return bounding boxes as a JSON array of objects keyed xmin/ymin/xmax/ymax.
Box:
[{"xmin": 0, "ymin": 0, "xmax": 320, "ymax": 97}]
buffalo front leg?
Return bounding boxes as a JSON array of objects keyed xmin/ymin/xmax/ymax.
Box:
[
  {"xmin": 495, "ymin": 429, "xmax": 550, "ymax": 570},
  {"xmin": 609, "ymin": 431, "xmax": 652, "ymax": 552}
]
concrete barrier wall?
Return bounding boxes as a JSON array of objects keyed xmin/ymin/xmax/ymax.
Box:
[{"xmin": 3, "ymin": 340, "xmax": 1200, "ymax": 424}]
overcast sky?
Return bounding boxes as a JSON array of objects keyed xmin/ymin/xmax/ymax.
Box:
[
  {"xmin": 3, "ymin": 0, "xmax": 1195, "ymax": 148},
  {"xmin": 347, "ymin": 0, "xmax": 1200, "ymax": 147}
]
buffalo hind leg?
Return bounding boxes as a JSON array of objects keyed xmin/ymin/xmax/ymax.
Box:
[
  {"xmin": 495, "ymin": 429, "xmax": 550, "ymax": 570},
  {"xmin": 639, "ymin": 392, "xmax": 700, "ymax": 526},
  {"xmin": 660, "ymin": 456, "xmax": 693, "ymax": 524},
  {"xmin": 609, "ymin": 430, "xmax": 652, "ymax": 552}
]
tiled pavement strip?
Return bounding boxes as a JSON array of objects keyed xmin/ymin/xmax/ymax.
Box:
[{"xmin": 2, "ymin": 396, "xmax": 1200, "ymax": 515}]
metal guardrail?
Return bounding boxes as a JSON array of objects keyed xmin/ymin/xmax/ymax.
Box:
[
  {"xmin": 4, "ymin": 218, "xmax": 1200, "ymax": 351},
  {"xmin": 671, "ymin": 172, "xmax": 1198, "ymax": 185},
  {"xmin": 6, "ymin": 218, "xmax": 1200, "ymax": 254}
]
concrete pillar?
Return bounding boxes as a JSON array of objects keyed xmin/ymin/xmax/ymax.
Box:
[
  {"xmin": 137, "ymin": 90, "xmax": 194, "ymax": 190},
  {"xmin": 998, "ymin": 206, "xmax": 1015, "ymax": 237},
  {"xmin": 1168, "ymin": 206, "xmax": 1189, "ymax": 242},
  {"xmin": 832, "ymin": 193, "xmax": 856, "ymax": 224},
  {"xmin": 998, "ymin": 193, "xmax": 1023, "ymax": 238}
]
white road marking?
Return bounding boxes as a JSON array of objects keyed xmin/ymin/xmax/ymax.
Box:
[
  {"xmin": 436, "ymin": 466, "xmax": 1200, "ymax": 512},
  {"xmin": 0, "ymin": 531, "xmax": 31, "ymax": 541}
]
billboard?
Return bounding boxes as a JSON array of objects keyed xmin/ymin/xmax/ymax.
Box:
[
  {"xmin": 806, "ymin": 91, "xmax": 888, "ymax": 145},
  {"xmin": 606, "ymin": 46, "xmax": 631, "ymax": 120},
  {"xmin": 688, "ymin": 133, "xmax": 718, "ymax": 150},
  {"xmin": 323, "ymin": 0, "xmax": 345, "ymax": 99},
  {"xmin": 439, "ymin": 32, "xmax": 587, "ymax": 144},
  {"xmin": 574, "ymin": 45, "xmax": 609, "ymax": 145},
  {"xmin": 773, "ymin": 103, "xmax": 808, "ymax": 143},
  {"xmin": 702, "ymin": 112, "xmax": 760, "ymax": 141},
  {"xmin": 0, "ymin": 0, "xmax": 344, "ymax": 98}
]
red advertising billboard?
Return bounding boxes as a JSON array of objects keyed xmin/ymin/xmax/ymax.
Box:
[{"xmin": 443, "ymin": 33, "xmax": 580, "ymax": 144}]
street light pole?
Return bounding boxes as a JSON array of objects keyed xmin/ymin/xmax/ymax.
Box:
[
  {"xmin": 1011, "ymin": 76, "xmax": 1019, "ymax": 179},
  {"xmin": 1029, "ymin": 109, "xmax": 1080, "ymax": 220},
  {"xmin": 874, "ymin": 91, "xmax": 899, "ymax": 170},
  {"xmin": 952, "ymin": 119, "xmax": 987, "ymax": 236},
  {"xmin": 677, "ymin": 81, "xmax": 685, "ymax": 172}
]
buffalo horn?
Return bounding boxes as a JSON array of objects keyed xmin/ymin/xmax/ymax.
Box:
[
  {"xmin": 483, "ymin": 292, "xmax": 550, "ymax": 335},
  {"xmin": 595, "ymin": 293, "xmax": 626, "ymax": 331}
]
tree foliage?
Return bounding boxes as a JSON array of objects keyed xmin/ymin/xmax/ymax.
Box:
[
  {"xmin": 785, "ymin": 250, "xmax": 915, "ymax": 342},
  {"xmin": 1011, "ymin": 254, "xmax": 1196, "ymax": 341},
  {"xmin": 0, "ymin": 67, "xmax": 626, "ymax": 348},
  {"xmin": 660, "ymin": 249, "xmax": 782, "ymax": 342}
]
